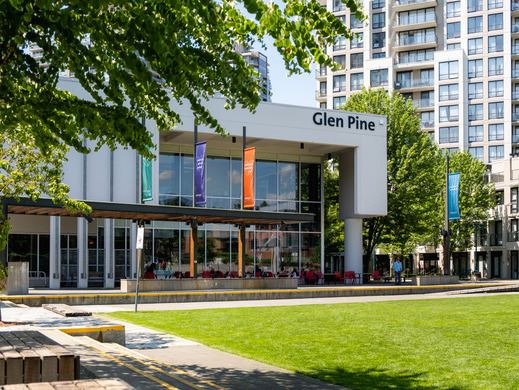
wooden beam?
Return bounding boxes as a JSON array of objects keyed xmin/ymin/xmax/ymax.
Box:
[
  {"xmin": 189, "ymin": 222, "xmax": 198, "ymax": 278},
  {"xmin": 238, "ymin": 226, "xmax": 246, "ymax": 277}
]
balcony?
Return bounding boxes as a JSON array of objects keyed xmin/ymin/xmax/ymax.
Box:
[
  {"xmin": 394, "ymin": 79, "xmax": 434, "ymax": 90},
  {"xmin": 413, "ymin": 99, "xmax": 434, "ymax": 109},
  {"xmin": 513, "ymin": 0, "xmax": 519, "ymax": 12},
  {"xmin": 315, "ymin": 90, "xmax": 327, "ymax": 99},
  {"xmin": 421, "ymin": 121, "xmax": 434, "ymax": 128},
  {"xmin": 396, "ymin": 17, "xmax": 436, "ymax": 32},
  {"xmin": 395, "ymin": 35, "xmax": 436, "ymax": 50},
  {"xmin": 513, "ymin": 113, "xmax": 519, "ymax": 122},
  {"xmin": 394, "ymin": 0, "xmax": 437, "ymax": 11},
  {"xmin": 315, "ymin": 68, "xmax": 327, "ymax": 78},
  {"xmin": 513, "ymin": 45, "xmax": 519, "ymax": 55}
]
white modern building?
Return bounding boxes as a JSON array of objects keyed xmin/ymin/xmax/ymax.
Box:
[{"xmin": 5, "ymin": 79, "xmax": 387, "ymax": 289}]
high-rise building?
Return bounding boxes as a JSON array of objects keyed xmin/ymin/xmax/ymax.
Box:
[
  {"xmin": 236, "ymin": 44, "xmax": 272, "ymax": 102},
  {"xmin": 318, "ymin": 0, "xmax": 519, "ymax": 279}
]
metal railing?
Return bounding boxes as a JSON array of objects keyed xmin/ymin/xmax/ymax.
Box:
[
  {"xmin": 395, "ymin": 0, "xmax": 435, "ymax": 4},
  {"xmin": 29, "ymin": 271, "xmax": 48, "ymax": 288},
  {"xmin": 413, "ymin": 99, "xmax": 433, "ymax": 108},
  {"xmin": 421, "ymin": 121, "xmax": 434, "ymax": 128},
  {"xmin": 395, "ymin": 79, "xmax": 434, "ymax": 89},
  {"xmin": 396, "ymin": 35, "xmax": 436, "ymax": 47}
]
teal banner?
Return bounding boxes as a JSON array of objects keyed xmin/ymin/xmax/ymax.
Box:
[
  {"xmin": 142, "ymin": 156, "xmax": 153, "ymax": 202},
  {"xmin": 448, "ymin": 172, "xmax": 460, "ymax": 220}
]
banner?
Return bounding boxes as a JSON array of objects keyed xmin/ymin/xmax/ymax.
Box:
[
  {"xmin": 142, "ymin": 156, "xmax": 153, "ymax": 202},
  {"xmin": 194, "ymin": 141, "xmax": 207, "ymax": 207},
  {"xmin": 448, "ymin": 172, "xmax": 460, "ymax": 220},
  {"xmin": 243, "ymin": 147, "xmax": 256, "ymax": 209}
]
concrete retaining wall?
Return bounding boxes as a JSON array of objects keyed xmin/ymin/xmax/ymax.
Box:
[
  {"xmin": 120, "ymin": 278, "xmax": 299, "ymax": 292},
  {"xmin": 414, "ymin": 275, "xmax": 460, "ymax": 286}
]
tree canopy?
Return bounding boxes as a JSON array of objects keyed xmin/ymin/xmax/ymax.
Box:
[
  {"xmin": 325, "ymin": 89, "xmax": 495, "ymax": 271},
  {"xmin": 0, "ymin": 0, "xmax": 362, "ymax": 247}
]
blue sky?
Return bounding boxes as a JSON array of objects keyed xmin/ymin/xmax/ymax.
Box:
[{"xmin": 264, "ymin": 40, "xmax": 316, "ymax": 107}]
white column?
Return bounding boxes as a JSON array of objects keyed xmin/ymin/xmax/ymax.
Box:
[
  {"xmin": 49, "ymin": 216, "xmax": 61, "ymax": 289},
  {"xmin": 130, "ymin": 222, "xmax": 137, "ymax": 279},
  {"xmin": 344, "ymin": 218, "xmax": 363, "ymax": 283},
  {"xmin": 104, "ymin": 218, "xmax": 115, "ymax": 288},
  {"xmin": 77, "ymin": 218, "xmax": 88, "ymax": 288}
]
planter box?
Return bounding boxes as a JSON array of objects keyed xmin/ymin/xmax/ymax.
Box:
[
  {"xmin": 414, "ymin": 275, "xmax": 459, "ymax": 286},
  {"xmin": 121, "ymin": 277, "xmax": 298, "ymax": 292},
  {"xmin": 7, "ymin": 261, "xmax": 29, "ymax": 295}
]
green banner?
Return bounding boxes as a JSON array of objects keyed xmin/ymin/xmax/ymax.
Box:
[{"xmin": 142, "ymin": 156, "xmax": 153, "ymax": 202}]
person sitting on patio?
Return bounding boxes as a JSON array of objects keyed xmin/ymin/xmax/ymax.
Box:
[
  {"xmin": 290, "ymin": 268, "xmax": 299, "ymax": 278},
  {"xmin": 144, "ymin": 261, "xmax": 156, "ymax": 279}
]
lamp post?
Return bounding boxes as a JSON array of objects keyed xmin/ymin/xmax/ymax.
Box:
[{"xmin": 442, "ymin": 154, "xmax": 451, "ymax": 275}]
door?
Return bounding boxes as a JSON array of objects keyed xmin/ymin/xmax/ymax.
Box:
[
  {"xmin": 491, "ymin": 251, "xmax": 502, "ymax": 278},
  {"xmin": 511, "ymin": 251, "xmax": 519, "ymax": 279}
]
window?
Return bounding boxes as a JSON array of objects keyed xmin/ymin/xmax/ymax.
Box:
[
  {"xmin": 351, "ymin": 32, "xmax": 363, "ymax": 49},
  {"xmin": 420, "ymin": 111, "xmax": 434, "ymax": 128},
  {"xmin": 447, "ymin": 1, "xmax": 461, "ymax": 18},
  {"xmin": 350, "ymin": 53, "xmax": 363, "ymax": 69},
  {"xmin": 333, "ymin": 96, "xmax": 346, "ymax": 110},
  {"xmin": 447, "ymin": 22, "xmax": 461, "ymax": 39},
  {"xmin": 447, "ymin": 43, "xmax": 461, "ymax": 50},
  {"xmin": 488, "ymin": 0, "xmax": 503, "ymax": 9},
  {"xmin": 372, "ymin": 0, "xmax": 385, "ymax": 9},
  {"xmin": 439, "ymin": 84, "xmax": 459, "ymax": 101},
  {"xmin": 489, "ymin": 145, "xmax": 504, "ymax": 161},
  {"xmin": 468, "ymin": 104, "xmax": 483, "ymax": 121},
  {"xmin": 489, "ymin": 123, "xmax": 504, "ymax": 140},
  {"xmin": 319, "ymin": 102, "xmax": 327, "ymax": 109},
  {"xmin": 333, "ymin": 55, "xmax": 346, "ymax": 69},
  {"xmin": 333, "ymin": 36, "xmax": 346, "ymax": 51},
  {"xmin": 398, "ymin": 49, "xmax": 434, "ymax": 64},
  {"xmin": 333, "ymin": 75, "xmax": 346, "ymax": 93},
  {"xmin": 468, "ymin": 0, "xmax": 483, "ymax": 12},
  {"xmin": 439, "ymin": 60, "xmax": 458, "ymax": 80},
  {"xmin": 468, "ymin": 16, "xmax": 483, "ymax": 34},
  {"xmin": 319, "ymin": 81, "xmax": 326, "ymax": 96},
  {"xmin": 439, "ymin": 105, "xmax": 459, "ymax": 122},
  {"xmin": 512, "ymin": 188, "xmax": 519, "ymax": 213},
  {"xmin": 489, "ymin": 102, "xmax": 504, "ymax": 119},
  {"xmin": 439, "ymin": 126, "xmax": 459, "ymax": 143},
  {"xmin": 333, "ymin": 0, "xmax": 346, "ymax": 12},
  {"xmin": 488, "ymin": 13, "xmax": 503, "ymax": 31},
  {"xmin": 350, "ymin": 73, "xmax": 363, "ymax": 90},
  {"xmin": 468, "ymin": 82, "xmax": 483, "ymax": 99},
  {"xmin": 396, "ymin": 71, "xmax": 412, "ymax": 88},
  {"xmin": 513, "ymin": 127, "xmax": 519, "ymax": 143},
  {"xmin": 372, "ymin": 52, "xmax": 385, "ymax": 59},
  {"xmin": 372, "ymin": 12, "xmax": 385, "ymax": 29},
  {"xmin": 421, "ymin": 91, "xmax": 433, "ymax": 106},
  {"xmin": 443, "ymin": 147, "xmax": 459, "ymax": 155},
  {"xmin": 372, "ymin": 32, "xmax": 385, "ymax": 49},
  {"xmin": 398, "ymin": 29, "xmax": 435, "ymax": 47},
  {"xmin": 488, "ymin": 80, "xmax": 504, "ymax": 97},
  {"xmin": 469, "ymin": 147, "xmax": 484, "ymax": 161},
  {"xmin": 350, "ymin": 14, "xmax": 363, "ymax": 29},
  {"xmin": 398, "ymin": 8, "xmax": 435, "ymax": 26},
  {"xmin": 420, "ymin": 69, "xmax": 434, "ymax": 83},
  {"xmin": 468, "ymin": 59, "xmax": 483, "ymax": 78},
  {"xmin": 468, "ymin": 125, "xmax": 484, "ymax": 142},
  {"xmin": 468, "ymin": 38, "xmax": 483, "ymax": 55},
  {"xmin": 488, "ymin": 35, "xmax": 503, "ymax": 53},
  {"xmin": 488, "ymin": 57, "xmax": 504, "ymax": 76},
  {"xmin": 370, "ymin": 69, "xmax": 388, "ymax": 87}
]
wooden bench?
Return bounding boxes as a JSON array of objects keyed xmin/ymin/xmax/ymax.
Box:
[
  {"xmin": 2, "ymin": 378, "xmax": 133, "ymax": 389},
  {"xmin": 0, "ymin": 331, "xmax": 79, "ymax": 385}
]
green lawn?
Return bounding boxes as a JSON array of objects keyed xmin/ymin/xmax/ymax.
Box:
[{"xmin": 109, "ymin": 295, "xmax": 519, "ymax": 389}]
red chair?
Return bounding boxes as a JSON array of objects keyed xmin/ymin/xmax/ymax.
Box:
[
  {"xmin": 264, "ymin": 271, "xmax": 274, "ymax": 278},
  {"xmin": 255, "ymin": 270, "xmax": 262, "ymax": 278},
  {"xmin": 334, "ymin": 271, "xmax": 344, "ymax": 284},
  {"xmin": 229, "ymin": 271, "xmax": 239, "ymax": 278},
  {"xmin": 305, "ymin": 270, "xmax": 317, "ymax": 284},
  {"xmin": 344, "ymin": 271, "xmax": 358, "ymax": 285},
  {"xmin": 214, "ymin": 270, "xmax": 225, "ymax": 278},
  {"xmin": 173, "ymin": 271, "xmax": 182, "ymax": 279},
  {"xmin": 201, "ymin": 271, "xmax": 212, "ymax": 279},
  {"xmin": 372, "ymin": 270, "xmax": 381, "ymax": 281},
  {"xmin": 183, "ymin": 271, "xmax": 191, "ymax": 278}
]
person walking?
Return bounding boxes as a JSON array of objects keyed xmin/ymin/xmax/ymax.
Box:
[{"xmin": 393, "ymin": 257, "xmax": 403, "ymax": 285}]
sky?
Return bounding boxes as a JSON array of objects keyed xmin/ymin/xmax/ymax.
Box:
[{"xmin": 263, "ymin": 40, "xmax": 316, "ymax": 107}]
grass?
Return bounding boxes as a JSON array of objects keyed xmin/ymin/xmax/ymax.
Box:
[{"xmin": 108, "ymin": 295, "xmax": 519, "ymax": 389}]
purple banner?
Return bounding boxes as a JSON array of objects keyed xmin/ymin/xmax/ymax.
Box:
[{"xmin": 194, "ymin": 141, "xmax": 206, "ymax": 207}]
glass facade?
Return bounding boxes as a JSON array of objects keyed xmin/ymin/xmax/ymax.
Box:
[{"xmin": 154, "ymin": 153, "xmax": 322, "ymax": 274}]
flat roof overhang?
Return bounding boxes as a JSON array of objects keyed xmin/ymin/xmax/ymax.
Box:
[{"xmin": 3, "ymin": 198, "xmax": 314, "ymax": 226}]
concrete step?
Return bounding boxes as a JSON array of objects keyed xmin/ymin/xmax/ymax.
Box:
[
  {"xmin": 43, "ymin": 304, "xmax": 92, "ymax": 317},
  {"xmin": 73, "ymin": 336, "xmax": 222, "ymax": 390}
]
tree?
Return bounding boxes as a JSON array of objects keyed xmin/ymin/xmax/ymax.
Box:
[
  {"xmin": 0, "ymin": 0, "xmax": 363, "ymax": 246},
  {"xmin": 443, "ymin": 152, "xmax": 495, "ymax": 254},
  {"xmin": 325, "ymin": 89, "xmax": 443, "ymax": 268}
]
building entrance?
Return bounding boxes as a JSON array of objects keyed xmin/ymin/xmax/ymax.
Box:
[
  {"xmin": 511, "ymin": 251, "xmax": 519, "ymax": 279},
  {"xmin": 452, "ymin": 252, "xmax": 469, "ymax": 278},
  {"xmin": 491, "ymin": 251, "xmax": 502, "ymax": 278}
]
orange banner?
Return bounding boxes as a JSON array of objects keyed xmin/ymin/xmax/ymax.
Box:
[{"xmin": 243, "ymin": 147, "xmax": 255, "ymax": 209}]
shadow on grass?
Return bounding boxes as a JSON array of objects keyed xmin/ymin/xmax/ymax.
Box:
[{"xmin": 303, "ymin": 366, "xmax": 468, "ymax": 390}]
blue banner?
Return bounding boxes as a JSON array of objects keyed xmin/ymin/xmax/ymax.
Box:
[
  {"xmin": 194, "ymin": 142, "xmax": 206, "ymax": 207},
  {"xmin": 448, "ymin": 172, "xmax": 460, "ymax": 220}
]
